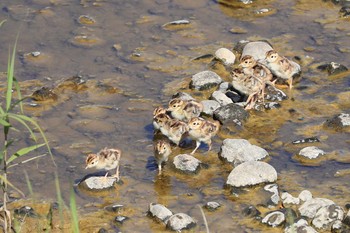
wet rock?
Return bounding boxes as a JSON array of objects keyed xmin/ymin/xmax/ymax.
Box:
[
  {"xmin": 299, "ymin": 190, "xmax": 313, "ymax": 202},
  {"xmin": 211, "ymin": 91, "xmax": 233, "ymax": 106},
  {"xmin": 285, "ymin": 219, "xmax": 318, "ymax": 233},
  {"xmin": 214, "ymin": 48, "xmax": 236, "ymax": 65},
  {"xmin": 56, "ymin": 75, "xmax": 87, "ymax": 91},
  {"xmin": 324, "ymin": 113, "xmax": 350, "ymax": 130},
  {"xmin": 205, "ymin": 202, "xmax": 221, "ymax": 211},
  {"xmin": 340, "ymin": 6, "xmax": 350, "ymax": 18},
  {"xmin": 241, "ymin": 41, "xmax": 273, "ymax": 61},
  {"xmin": 226, "ymin": 161, "xmax": 277, "ymax": 188},
  {"xmin": 149, "ymin": 203, "xmax": 173, "ymax": 223},
  {"xmin": 213, "ymin": 103, "xmax": 249, "ymax": 125},
  {"xmin": 299, "ymin": 146, "xmax": 325, "ymax": 159},
  {"xmin": 171, "ymin": 92, "xmax": 195, "ymax": 101},
  {"xmin": 332, "ymin": 219, "xmax": 348, "ymax": 233},
  {"xmin": 264, "ymin": 184, "xmax": 280, "ymax": 206},
  {"xmin": 114, "ymin": 215, "xmax": 129, "ymax": 224},
  {"xmin": 190, "ymin": 71, "xmax": 223, "ymax": 90},
  {"xmin": 219, "ymin": 139, "xmax": 269, "ymax": 165},
  {"xmin": 242, "ymin": 205, "xmax": 261, "ymax": 218},
  {"xmin": 292, "ymin": 137, "xmax": 320, "ymax": 144},
  {"xmin": 173, "ymin": 154, "xmax": 201, "ymax": 173},
  {"xmin": 69, "ymin": 34, "xmax": 104, "ymax": 48},
  {"xmin": 162, "ymin": 19, "xmax": 190, "ymax": 28},
  {"xmin": 98, "ymin": 228, "xmax": 108, "ymax": 233},
  {"xmin": 104, "ymin": 204, "xmax": 123, "ymax": 212},
  {"xmin": 265, "ymin": 85, "xmax": 288, "ymax": 102},
  {"xmin": 31, "ymin": 87, "xmax": 58, "ymax": 101},
  {"xmin": 263, "ymin": 102, "xmax": 281, "ymax": 110},
  {"xmin": 225, "ymin": 90, "xmax": 242, "ymax": 103},
  {"xmin": 262, "ymin": 210, "xmax": 285, "ymax": 227},
  {"xmin": 281, "ymin": 192, "xmax": 300, "ymax": 205},
  {"xmin": 344, "ymin": 209, "xmax": 350, "ymax": 226},
  {"xmin": 201, "ymin": 100, "xmax": 221, "ymax": 116},
  {"xmin": 312, "ymin": 204, "xmax": 344, "ymax": 230},
  {"xmin": 166, "ymin": 213, "xmax": 196, "ymax": 231},
  {"xmin": 78, "ymin": 15, "xmax": 96, "ymax": 25},
  {"xmin": 317, "ymin": 62, "xmax": 348, "ymax": 75},
  {"xmin": 81, "ymin": 176, "xmax": 116, "ymax": 190},
  {"xmin": 14, "ymin": 206, "xmax": 38, "ymax": 218},
  {"xmin": 299, "ymin": 198, "xmax": 335, "ymax": 218}
]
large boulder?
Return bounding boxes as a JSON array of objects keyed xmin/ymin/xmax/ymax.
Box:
[{"xmin": 190, "ymin": 71, "xmax": 222, "ymax": 90}]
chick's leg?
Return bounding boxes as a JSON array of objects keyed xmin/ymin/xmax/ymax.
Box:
[{"xmin": 190, "ymin": 140, "xmax": 201, "ymax": 155}]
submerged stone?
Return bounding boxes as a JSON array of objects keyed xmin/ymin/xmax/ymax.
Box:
[
  {"xmin": 148, "ymin": 203, "xmax": 173, "ymax": 222},
  {"xmin": 173, "ymin": 154, "xmax": 201, "ymax": 173},
  {"xmin": 166, "ymin": 213, "xmax": 196, "ymax": 231},
  {"xmin": 299, "ymin": 146, "xmax": 325, "ymax": 159}
]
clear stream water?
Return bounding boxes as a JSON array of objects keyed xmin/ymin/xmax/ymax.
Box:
[{"xmin": 0, "ymin": 0, "xmax": 349, "ymax": 232}]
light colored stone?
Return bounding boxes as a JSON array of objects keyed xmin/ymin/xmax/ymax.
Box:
[
  {"xmin": 241, "ymin": 41, "xmax": 273, "ymax": 61},
  {"xmin": 299, "ymin": 190, "xmax": 313, "ymax": 202},
  {"xmin": 299, "ymin": 198, "xmax": 335, "ymax": 219},
  {"xmin": 226, "ymin": 161, "xmax": 277, "ymax": 187},
  {"xmin": 211, "ymin": 91, "xmax": 233, "ymax": 106},
  {"xmin": 201, "ymin": 100, "xmax": 221, "ymax": 116},
  {"xmin": 312, "ymin": 204, "xmax": 344, "ymax": 230},
  {"xmin": 264, "ymin": 184, "xmax": 280, "ymax": 205},
  {"xmin": 149, "ymin": 203, "xmax": 173, "ymax": 222},
  {"xmin": 190, "ymin": 71, "xmax": 222, "ymax": 90},
  {"xmin": 281, "ymin": 192, "xmax": 300, "ymax": 205},
  {"xmin": 285, "ymin": 219, "xmax": 318, "ymax": 233},
  {"xmin": 173, "ymin": 154, "xmax": 201, "ymax": 173},
  {"xmin": 299, "ymin": 146, "xmax": 325, "ymax": 159},
  {"xmin": 219, "ymin": 139, "xmax": 269, "ymax": 165},
  {"xmin": 214, "ymin": 48, "xmax": 236, "ymax": 65},
  {"xmin": 82, "ymin": 176, "xmax": 116, "ymax": 190},
  {"xmin": 262, "ymin": 211, "xmax": 285, "ymax": 227},
  {"xmin": 205, "ymin": 202, "xmax": 221, "ymax": 211},
  {"xmin": 166, "ymin": 213, "xmax": 196, "ymax": 231}
]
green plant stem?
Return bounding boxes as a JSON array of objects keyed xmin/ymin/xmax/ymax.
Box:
[{"xmin": 3, "ymin": 128, "xmax": 9, "ymax": 232}]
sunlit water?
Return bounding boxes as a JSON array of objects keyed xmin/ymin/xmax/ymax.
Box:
[{"xmin": 0, "ymin": 0, "xmax": 349, "ymax": 232}]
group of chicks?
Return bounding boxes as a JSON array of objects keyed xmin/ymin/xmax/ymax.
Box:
[
  {"xmin": 231, "ymin": 49, "xmax": 300, "ymax": 109},
  {"xmin": 83, "ymin": 49, "xmax": 300, "ymax": 180},
  {"xmin": 153, "ymin": 98, "xmax": 220, "ymax": 174}
]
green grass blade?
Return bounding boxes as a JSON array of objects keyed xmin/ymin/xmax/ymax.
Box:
[
  {"xmin": 0, "ymin": 174, "xmax": 25, "ymax": 197},
  {"xmin": 0, "ymin": 118, "xmax": 11, "ymax": 127},
  {"xmin": 24, "ymin": 171, "xmax": 33, "ymax": 196},
  {"xmin": 0, "ymin": 19, "xmax": 6, "ymax": 27},
  {"xmin": 8, "ymin": 113, "xmax": 38, "ymax": 142},
  {"xmin": 55, "ymin": 173, "xmax": 65, "ymax": 228},
  {"xmin": 11, "ymin": 114, "xmax": 56, "ymax": 166},
  {"xmin": 6, "ymin": 35, "xmax": 19, "ymax": 111},
  {"xmin": 7, "ymin": 143, "xmax": 45, "ymax": 164},
  {"xmin": 0, "ymin": 106, "xmax": 5, "ymax": 115},
  {"xmin": 12, "ymin": 77, "xmax": 23, "ymax": 113},
  {"xmin": 70, "ymin": 186, "xmax": 79, "ymax": 233}
]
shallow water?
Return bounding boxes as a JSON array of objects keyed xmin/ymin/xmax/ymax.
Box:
[{"xmin": 0, "ymin": 0, "xmax": 349, "ymax": 232}]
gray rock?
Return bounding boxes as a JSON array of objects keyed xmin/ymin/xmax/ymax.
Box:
[
  {"xmin": 226, "ymin": 161, "xmax": 277, "ymax": 188},
  {"xmin": 162, "ymin": 19, "xmax": 190, "ymax": 27},
  {"xmin": 225, "ymin": 90, "xmax": 242, "ymax": 103},
  {"xmin": 343, "ymin": 209, "xmax": 350, "ymax": 226},
  {"xmin": 104, "ymin": 204, "xmax": 124, "ymax": 212},
  {"xmin": 241, "ymin": 41, "xmax": 273, "ymax": 61},
  {"xmin": 285, "ymin": 219, "xmax": 318, "ymax": 233},
  {"xmin": 173, "ymin": 154, "xmax": 201, "ymax": 173},
  {"xmin": 262, "ymin": 211, "xmax": 285, "ymax": 227},
  {"xmin": 172, "ymin": 92, "xmax": 195, "ymax": 101},
  {"xmin": 211, "ymin": 91, "xmax": 233, "ymax": 106},
  {"xmin": 299, "ymin": 190, "xmax": 313, "ymax": 202},
  {"xmin": 166, "ymin": 213, "xmax": 196, "ymax": 231},
  {"xmin": 265, "ymin": 85, "xmax": 288, "ymax": 102},
  {"xmin": 148, "ymin": 203, "xmax": 173, "ymax": 222},
  {"xmin": 242, "ymin": 205, "xmax": 261, "ymax": 218},
  {"xmin": 264, "ymin": 184, "xmax": 280, "ymax": 206},
  {"xmin": 312, "ymin": 204, "xmax": 344, "ymax": 230},
  {"xmin": 201, "ymin": 100, "xmax": 221, "ymax": 116},
  {"xmin": 213, "ymin": 103, "xmax": 249, "ymax": 125},
  {"xmin": 317, "ymin": 62, "xmax": 348, "ymax": 75},
  {"xmin": 214, "ymin": 48, "xmax": 236, "ymax": 65},
  {"xmin": 218, "ymin": 82, "xmax": 232, "ymax": 92},
  {"xmin": 299, "ymin": 198, "xmax": 335, "ymax": 219},
  {"xmin": 82, "ymin": 176, "xmax": 116, "ymax": 190},
  {"xmin": 205, "ymin": 202, "xmax": 221, "ymax": 211},
  {"xmin": 115, "ymin": 215, "xmax": 129, "ymax": 224},
  {"xmin": 299, "ymin": 146, "xmax": 325, "ymax": 159},
  {"xmin": 219, "ymin": 139, "xmax": 269, "ymax": 165},
  {"xmin": 324, "ymin": 113, "xmax": 350, "ymax": 130},
  {"xmin": 331, "ymin": 219, "xmax": 344, "ymax": 232},
  {"xmin": 281, "ymin": 192, "xmax": 300, "ymax": 205},
  {"xmin": 190, "ymin": 70, "xmax": 222, "ymax": 90},
  {"xmin": 263, "ymin": 102, "xmax": 281, "ymax": 110},
  {"xmin": 340, "ymin": 6, "xmax": 350, "ymax": 18}
]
